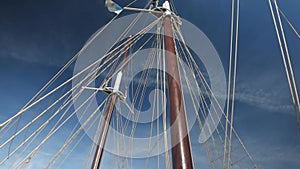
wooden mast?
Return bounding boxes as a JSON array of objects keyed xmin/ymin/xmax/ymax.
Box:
[
  {"xmin": 91, "ymin": 95, "xmax": 116, "ymax": 169},
  {"xmin": 90, "ymin": 38, "xmax": 131, "ymax": 169},
  {"xmin": 163, "ymin": 1, "xmax": 194, "ymax": 169}
]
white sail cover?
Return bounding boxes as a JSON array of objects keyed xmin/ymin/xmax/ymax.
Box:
[{"xmin": 105, "ymin": 0, "xmax": 122, "ymax": 14}]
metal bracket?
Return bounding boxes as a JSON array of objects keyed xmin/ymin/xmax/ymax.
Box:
[{"xmin": 82, "ymin": 86, "xmax": 126, "ymax": 102}]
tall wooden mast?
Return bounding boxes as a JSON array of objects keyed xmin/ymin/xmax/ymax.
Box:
[
  {"xmin": 163, "ymin": 1, "xmax": 194, "ymax": 169},
  {"xmin": 90, "ymin": 38, "xmax": 130, "ymax": 169}
]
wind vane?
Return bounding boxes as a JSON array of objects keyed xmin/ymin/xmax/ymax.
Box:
[{"xmin": 105, "ymin": 0, "xmax": 123, "ymax": 14}]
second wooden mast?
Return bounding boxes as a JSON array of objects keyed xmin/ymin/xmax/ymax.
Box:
[
  {"xmin": 90, "ymin": 37, "xmax": 131, "ymax": 169},
  {"xmin": 163, "ymin": 0, "xmax": 194, "ymax": 169}
]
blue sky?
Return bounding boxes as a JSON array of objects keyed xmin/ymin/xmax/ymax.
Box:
[{"xmin": 0, "ymin": 0, "xmax": 300, "ymax": 168}]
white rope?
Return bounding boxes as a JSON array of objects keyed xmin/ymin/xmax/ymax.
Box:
[
  {"xmin": 13, "ymin": 96, "xmax": 109, "ymax": 169},
  {"xmin": 0, "ymin": 18, "xmax": 161, "ymax": 156},
  {"xmin": 5, "ymin": 69, "xmax": 101, "ymax": 166},
  {"xmin": 174, "ymin": 28, "xmax": 226, "ymax": 162},
  {"xmin": 0, "ymin": 61, "xmax": 104, "ymax": 151},
  {"xmin": 143, "ymin": 78, "xmax": 158, "ymax": 169},
  {"xmin": 268, "ymin": 0, "xmax": 300, "ymax": 128},
  {"xmin": 1, "ymin": 1, "xmax": 166, "ymax": 168},
  {"xmin": 0, "ymin": 12, "xmax": 122, "ymax": 131},
  {"xmin": 175, "ymin": 36, "xmax": 218, "ymax": 169},
  {"xmin": 46, "ymin": 106, "xmax": 100, "ymax": 169},
  {"xmin": 223, "ymin": 0, "xmax": 236, "ymax": 167},
  {"xmin": 9, "ymin": 89, "xmax": 97, "ymax": 168},
  {"xmin": 268, "ymin": 0, "xmax": 295, "ymax": 108},
  {"xmin": 46, "ymin": 87, "xmax": 101, "ymax": 168},
  {"xmin": 0, "ymin": 15, "xmax": 160, "ymax": 132},
  {"xmin": 171, "ymin": 22, "xmax": 196, "ymax": 168},
  {"xmin": 228, "ymin": 0, "xmax": 240, "ymax": 167},
  {"xmin": 273, "ymin": 0, "xmax": 300, "ymax": 128},
  {"xmin": 173, "ymin": 6, "xmax": 258, "ymax": 168},
  {"xmin": 175, "ymin": 17, "xmax": 249, "ymax": 168},
  {"xmin": 277, "ymin": 5, "xmax": 300, "ymax": 39},
  {"xmin": 1, "ymin": 1, "xmax": 265, "ymax": 168}
]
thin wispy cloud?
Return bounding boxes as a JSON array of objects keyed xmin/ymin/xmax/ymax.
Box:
[{"xmin": 234, "ymin": 84, "xmax": 294, "ymax": 114}]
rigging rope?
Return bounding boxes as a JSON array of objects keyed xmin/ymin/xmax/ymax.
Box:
[
  {"xmin": 0, "ymin": 0, "xmax": 264, "ymax": 167},
  {"xmin": 223, "ymin": 0, "xmax": 236, "ymax": 167},
  {"xmin": 228, "ymin": 0, "xmax": 240, "ymax": 167},
  {"xmin": 278, "ymin": 6, "xmax": 300, "ymax": 39},
  {"xmin": 14, "ymin": 96, "xmax": 109, "ymax": 168},
  {"xmin": 268, "ymin": 0, "xmax": 300, "ymax": 129},
  {"xmin": 172, "ymin": 6, "xmax": 258, "ymax": 168},
  {"xmin": 0, "ymin": 18, "xmax": 161, "ymax": 161}
]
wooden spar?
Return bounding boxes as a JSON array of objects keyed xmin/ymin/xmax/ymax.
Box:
[
  {"xmin": 91, "ymin": 95, "xmax": 116, "ymax": 169},
  {"xmin": 90, "ymin": 37, "xmax": 131, "ymax": 169},
  {"xmin": 163, "ymin": 1, "xmax": 194, "ymax": 169}
]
